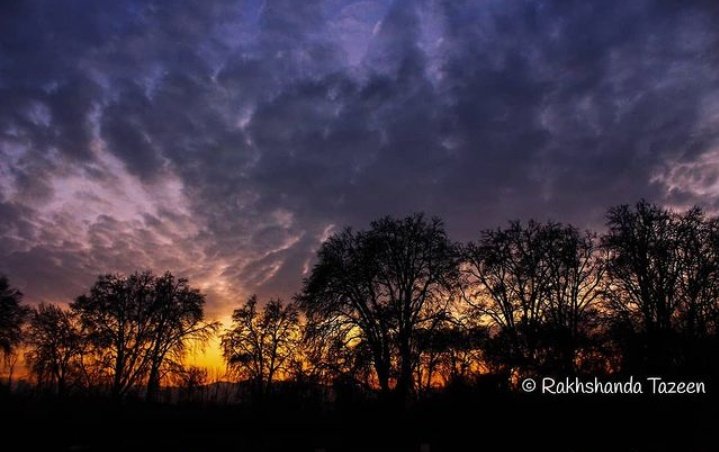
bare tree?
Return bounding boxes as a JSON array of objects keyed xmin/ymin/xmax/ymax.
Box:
[
  {"xmin": 463, "ymin": 221, "xmax": 553, "ymax": 375},
  {"xmin": 72, "ymin": 272, "xmax": 156, "ymax": 398},
  {"xmin": 603, "ymin": 201, "xmax": 719, "ymax": 373},
  {"xmin": 603, "ymin": 201, "xmax": 684, "ymax": 335},
  {"xmin": 463, "ymin": 221, "xmax": 604, "ymax": 376},
  {"xmin": 541, "ymin": 225, "xmax": 604, "ymax": 373},
  {"xmin": 301, "ymin": 316, "xmax": 377, "ymax": 391},
  {"xmin": 146, "ymin": 272, "xmax": 219, "ymax": 402},
  {"xmin": 221, "ymin": 296, "xmax": 300, "ymax": 397},
  {"xmin": 673, "ymin": 210, "xmax": 719, "ymax": 340},
  {"xmin": 25, "ymin": 303, "xmax": 84, "ymax": 395},
  {"xmin": 414, "ymin": 318, "xmax": 485, "ymax": 391},
  {"xmin": 298, "ymin": 225, "xmax": 394, "ymax": 396},
  {"xmin": 170, "ymin": 365, "xmax": 209, "ymax": 404},
  {"xmin": 297, "ymin": 214, "xmax": 460, "ymax": 401},
  {"xmin": 72, "ymin": 271, "xmax": 216, "ymax": 399}
]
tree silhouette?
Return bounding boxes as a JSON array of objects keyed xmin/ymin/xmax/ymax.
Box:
[
  {"xmin": 25, "ymin": 303, "xmax": 85, "ymax": 395},
  {"xmin": 298, "ymin": 225, "xmax": 393, "ymax": 395},
  {"xmin": 221, "ymin": 296, "xmax": 300, "ymax": 398},
  {"xmin": 170, "ymin": 365, "xmax": 209, "ymax": 404},
  {"xmin": 301, "ymin": 314, "xmax": 376, "ymax": 391},
  {"xmin": 604, "ymin": 202, "xmax": 683, "ymax": 335},
  {"xmin": 5, "ymin": 201, "xmax": 719, "ymax": 423},
  {"xmin": 0, "ymin": 275, "xmax": 28, "ymax": 375},
  {"xmin": 146, "ymin": 272, "xmax": 219, "ymax": 402},
  {"xmin": 297, "ymin": 214, "xmax": 460, "ymax": 401},
  {"xmin": 603, "ymin": 200, "xmax": 719, "ymax": 373},
  {"xmin": 540, "ymin": 224, "xmax": 604, "ymax": 374},
  {"xmin": 463, "ymin": 221, "xmax": 604, "ymax": 378},
  {"xmin": 414, "ymin": 319, "xmax": 486, "ymax": 391},
  {"xmin": 72, "ymin": 272, "xmax": 157, "ymax": 398},
  {"xmin": 675, "ymin": 210, "xmax": 719, "ymax": 340},
  {"xmin": 674, "ymin": 210, "xmax": 719, "ymax": 374},
  {"xmin": 72, "ymin": 271, "xmax": 215, "ymax": 399}
]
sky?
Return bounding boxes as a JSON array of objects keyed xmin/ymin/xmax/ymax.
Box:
[{"xmin": 2, "ymin": 0, "xmax": 719, "ymax": 329}]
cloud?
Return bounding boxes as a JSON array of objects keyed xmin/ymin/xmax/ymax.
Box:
[{"xmin": 2, "ymin": 0, "xmax": 719, "ymax": 318}]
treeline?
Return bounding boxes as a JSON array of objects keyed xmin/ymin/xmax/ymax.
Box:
[
  {"xmin": 0, "ymin": 273, "xmax": 218, "ymax": 401},
  {"xmin": 2, "ymin": 200, "xmax": 719, "ymax": 404}
]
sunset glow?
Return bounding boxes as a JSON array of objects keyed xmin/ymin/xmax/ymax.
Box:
[
  {"xmin": 3, "ymin": 0, "xmax": 719, "ymax": 398},
  {"xmin": 3, "ymin": 3, "xmax": 719, "ymax": 451}
]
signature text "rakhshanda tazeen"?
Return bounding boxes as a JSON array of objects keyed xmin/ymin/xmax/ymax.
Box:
[{"xmin": 541, "ymin": 377, "xmax": 706, "ymax": 395}]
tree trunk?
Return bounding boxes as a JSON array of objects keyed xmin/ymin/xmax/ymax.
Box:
[
  {"xmin": 113, "ymin": 347, "xmax": 125, "ymax": 399},
  {"xmin": 396, "ymin": 339, "xmax": 413, "ymax": 404},
  {"xmin": 146, "ymin": 360, "xmax": 161, "ymax": 402},
  {"xmin": 375, "ymin": 360, "xmax": 391, "ymax": 398}
]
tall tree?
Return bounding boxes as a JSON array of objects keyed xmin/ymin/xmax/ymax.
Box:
[
  {"xmin": 463, "ymin": 221, "xmax": 553, "ymax": 374},
  {"xmin": 541, "ymin": 225, "xmax": 604, "ymax": 373},
  {"xmin": 72, "ymin": 271, "xmax": 215, "ymax": 399},
  {"xmin": 463, "ymin": 221, "xmax": 604, "ymax": 376},
  {"xmin": 221, "ymin": 296, "xmax": 300, "ymax": 397},
  {"xmin": 603, "ymin": 201, "xmax": 719, "ymax": 372},
  {"xmin": 673, "ymin": 210, "xmax": 719, "ymax": 340},
  {"xmin": 299, "ymin": 225, "xmax": 394, "ymax": 395},
  {"xmin": 297, "ymin": 214, "xmax": 460, "ymax": 401},
  {"xmin": 146, "ymin": 272, "xmax": 218, "ymax": 402},
  {"xmin": 72, "ymin": 272, "xmax": 156, "ymax": 398},
  {"xmin": 25, "ymin": 303, "xmax": 84, "ymax": 395},
  {"xmin": 603, "ymin": 201, "xmax": 684, "ymax": 335}
]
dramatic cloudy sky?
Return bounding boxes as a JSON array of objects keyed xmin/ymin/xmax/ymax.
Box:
[{"xmin": 2, "ymin": 0, "xmax": 719, "ymax": 320}]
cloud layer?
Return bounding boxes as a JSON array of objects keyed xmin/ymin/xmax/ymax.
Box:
[{"xmin": 2, "ymin": 0, "xmax": 719, "ymax": 317}]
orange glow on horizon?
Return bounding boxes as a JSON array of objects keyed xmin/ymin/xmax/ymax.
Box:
[
  {"xmin": 183, "ymin": 313, "xmax": 233, "ymax": 379},
  {"xmin": 185, "ymin": 334, "xmax": 227, "ymax": 374}
]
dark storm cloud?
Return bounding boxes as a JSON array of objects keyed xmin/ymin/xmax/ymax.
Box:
[{"xmin": 2, "ymin": 0, "xmax": 719, "ymax": 313}]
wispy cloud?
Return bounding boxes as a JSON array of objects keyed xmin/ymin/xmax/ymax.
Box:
[{"xmin": 2, "ymin": 0, "xmax": 719, "ymax": 317}]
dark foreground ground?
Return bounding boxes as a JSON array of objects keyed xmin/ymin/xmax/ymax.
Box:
[{"xmin": 2, "ymin": 387, "xmax": 716, "ymax": 451}]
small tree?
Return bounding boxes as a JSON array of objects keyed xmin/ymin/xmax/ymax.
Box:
[
  {"xmin": 221, "ymin": 296, "xmax": 300, "ymax": 397},
  {"xmin": 170, "ymin": 365, "xmax": 209, "ymax": 404}
]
